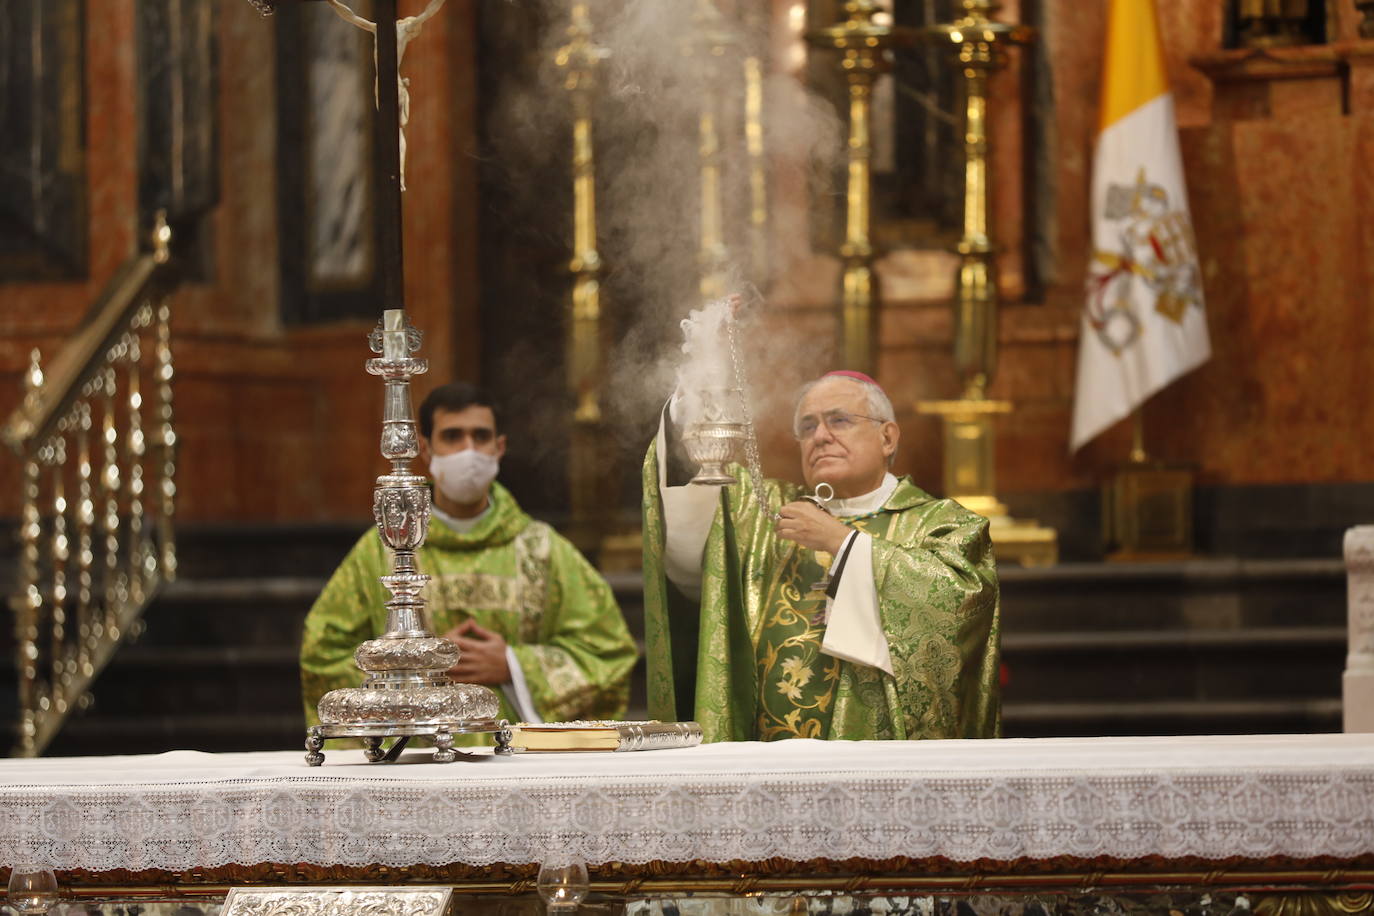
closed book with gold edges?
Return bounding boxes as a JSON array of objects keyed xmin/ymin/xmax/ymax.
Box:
[{"xmin": 511, "ymin": 720, "xmax": 703, "ymax": 752}]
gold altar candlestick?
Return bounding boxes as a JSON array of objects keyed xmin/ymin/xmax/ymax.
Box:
[
  {"xmin": 699, "ymin": 97, "xmax": 728, "ymax": 302},
  {"xmin": 956, "ymin": 65, "xmax": 993, "ymax": 399},
  {"xmin": 556, "ymin": 3, "xmax": 609, "ymax": 548},
  {"xmin": 807, "ymin": 0, "xmax": 904, "ymax": 375},
  {"xmin": 690, "ymin": 0, "xmax": 736, "ymax": 303},
  {"xmin": 917, "ymin": 0, "xmax": 1055, "ymax": 567},
  {"xmin": 744, "ymin": 53, "xmax": 769, "ymax": 286},
  {"xmin": 927, "ymin": 0, "xmax": 1029, "ymax": 400},
  {"xmin": 739, "ymin": 1, "xmax": 770, "ymax": 287}
]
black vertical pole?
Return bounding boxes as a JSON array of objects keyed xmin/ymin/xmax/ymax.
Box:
[{"xmin": 373, "ymin": 0, "xmax": 405, "ymax": 311}]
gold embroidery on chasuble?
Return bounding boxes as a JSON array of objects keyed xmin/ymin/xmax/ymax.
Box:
[
  {"xmin": 515, "ymin": 524, "xmax": 598, "ymax": 718},
  {"xmin": 850, "ymin": 512, "xmax": 963, "ymax": 738},
  {"xmin": 425, "ymin": 574, "xmax": 516, "ymax": 624},
  {"xmin": 536, "ymin": 646, "xmax": 596, "ymax": 721},
  {"xmin": 514, "ymin": 522, "xmax": 552, "ymax": 642},
  {"xmin": 755, "ymin": 545, "xmax": 840, "ymax": 740},
  {"xmin": 419, "ymin": 523, "xmax": 552, "ymax": 644}
]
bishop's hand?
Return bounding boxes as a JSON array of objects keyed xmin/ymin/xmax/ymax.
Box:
[{"xmin": 775, "ymin": 501, "xmax": 850, "ymax": 556}]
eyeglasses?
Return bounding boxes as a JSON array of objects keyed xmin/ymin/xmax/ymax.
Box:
[{"xmin": 794, "ymin": 409, "xmax": 886, "ymax": 441}]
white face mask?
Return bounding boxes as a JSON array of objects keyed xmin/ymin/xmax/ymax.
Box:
[{"xmin": 429, "ymin": 449, "xmax": 500, "ymax": 505}]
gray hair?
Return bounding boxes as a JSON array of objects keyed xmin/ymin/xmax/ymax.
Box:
[
  {"xmin": 793, "ymin": 374, "xmax": 899, "ymax": 464},
  {"xmin": 793, "ymin": 375, "xmax": 896, "ymax": 426}
]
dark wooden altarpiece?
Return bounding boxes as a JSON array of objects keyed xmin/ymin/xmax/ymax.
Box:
[
  {"xmin": 0, "ymin": 1, "xmax": 219, "ymax": 283},
  {"xmin": 137, "ymin": 0, "xmax": 219, "ymax": 274},
  {"xmin": 275, "ymin": 0, "xmax": 385, "ymax": 325},
  {"xmin": 0, "ymin": 0, "xmax": 88, "ymax": 281}
]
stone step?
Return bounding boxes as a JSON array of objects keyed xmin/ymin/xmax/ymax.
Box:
[
  {"xmin": 998, "ymin": 558, "xmax": 1346, "ymax": 631},
  {"xmin": 134, "ymin": 577, "xmax": 323, "ymax": 648},
  {"xmin": 173, "ymin": 523, "xmax": 367, "ymax": 580},
  {"xmin": 1002, "ymin": 625, "xmax": 1347, "ymax": 650},
  {"xmin": 69, "ymin": 645, "xmax": 303, "ymax": 719},
  {"xmin": 1003, "ymin": 697, "xmax": 1343, "ymax": 738},
  {"xmin": 45, "ymin": 713, "xmax": 306, "ymax": 757},
  {"xmin": 1002, "ymin": 628, "xmax": 1344, "ymax": 704}
]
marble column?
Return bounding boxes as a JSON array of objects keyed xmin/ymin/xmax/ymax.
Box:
[{"xmin": 1344, "ymin": 526, "xmax": 1374, "ymax": 732}]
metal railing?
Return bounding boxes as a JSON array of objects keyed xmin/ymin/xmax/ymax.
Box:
[{"xmin": 2, "ymin": 216, "xmax": 180, "ymax": 756}]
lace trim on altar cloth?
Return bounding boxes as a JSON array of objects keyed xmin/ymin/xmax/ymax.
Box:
[{"xmin": 3, "ymin": 735, "xmax": 1374, "ymax": 872}]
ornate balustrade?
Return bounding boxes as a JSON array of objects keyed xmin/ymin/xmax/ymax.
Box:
[{"xmin": 1, "ymin": 218, "xmax": 180, "ymax": 757}]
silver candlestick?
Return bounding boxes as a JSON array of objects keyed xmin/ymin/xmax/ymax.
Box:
[{"xmin": 305, "ymin": 310, "xmax": 512, "ymax": 766}]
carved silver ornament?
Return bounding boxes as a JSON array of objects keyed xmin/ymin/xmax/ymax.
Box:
[
  {"xmin": 355, "ymin": 636, "xmax": 458, "ymax": 672},
  {"xmin": 373, "ymin": 486, "xmax": 430, "ymax": 551},
  {"xmin": 681, "ymin": 421, "xmax": 746, "ymax": 487},
  {"xmin": 223, "ymin": 887, "xmax": 452, "ymax": 916},
  {"xmin": 317, "ymin": 684, "xmax": 500, "ymax": 725}
]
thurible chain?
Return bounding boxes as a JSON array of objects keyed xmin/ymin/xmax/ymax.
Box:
[{"xmin": 726, "ymin": 315, "xmax": 778, "ymax": 521}]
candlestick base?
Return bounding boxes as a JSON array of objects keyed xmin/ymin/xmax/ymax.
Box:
[
  {"xmin": 306, "ymin": 719, "xmax": 514, "ymax": 766},
  {"xmin": 917, "ymin": 397, "xmax": 1058, "ymax": 568}
]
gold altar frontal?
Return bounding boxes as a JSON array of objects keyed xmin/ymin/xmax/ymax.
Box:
[
  {"xmin": 37, "ymin": 850, "xmax": 1374, "ymax": 916},
  {"xmin": 43, "ymin": 863, "xmax": 1374, "ymax": 915}
]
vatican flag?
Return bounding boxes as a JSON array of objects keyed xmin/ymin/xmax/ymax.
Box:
[{"xmin": 1070, "ymin": 0, "xmax": 1210, "ymax": 452}]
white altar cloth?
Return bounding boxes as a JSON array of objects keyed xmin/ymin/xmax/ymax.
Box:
[{"xmin": 2, "ymin": 734, "xmax": 1373, "ymax": 872}]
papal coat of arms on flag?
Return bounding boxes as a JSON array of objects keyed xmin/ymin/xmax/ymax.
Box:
[
  {"xmin": 1087, "ymin": 167, "xmax": 1204, "ymax": 354},
  {"xmin": 1070, "ymin": 0, "xmax": 1211, "ymax": 452}
]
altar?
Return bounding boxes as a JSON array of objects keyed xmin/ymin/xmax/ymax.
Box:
[{"xmin": 5, "ymin": 733, "xmax": 1374, "ymax": 912}]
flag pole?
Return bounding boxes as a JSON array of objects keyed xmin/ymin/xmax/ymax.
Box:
[
  {"xmin": 1076, "ymin": 0, "xmax": 1209, "ymax": 560},
  {"xmin": 1129, "ymin": 408, "xmax": 1148, "ymax": 464}
]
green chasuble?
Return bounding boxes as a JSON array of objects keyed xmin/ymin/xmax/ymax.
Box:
[
  {"xmin": 642, "ymin": 442, "xmax": 1000, "ymax": 742},
  {"xmin": 301, "ymin": 482, "xmax": 637, "ymax": 735}
]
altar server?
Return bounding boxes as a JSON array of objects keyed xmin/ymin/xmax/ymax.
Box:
[{"xmin": 302, "ymin": 383, "xmax": 637, "ymax": 731}]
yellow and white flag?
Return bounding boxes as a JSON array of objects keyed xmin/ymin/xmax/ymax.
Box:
[{"xmin": 1070, "ymin": 0, "xmax": 1210, "ymax": 452}]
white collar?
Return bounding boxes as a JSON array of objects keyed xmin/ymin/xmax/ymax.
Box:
[
  {"xmin": 431, "ymin": 501, "xmax": 492, "ymax": 534},
  {"xmin": 826, "ymin": 472, "xmax": 899, "ymax": 517}
]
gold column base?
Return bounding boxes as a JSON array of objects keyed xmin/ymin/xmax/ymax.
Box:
[
  {"xmin": 1103, "ymin": 461, "xmax": 1195, "ymax": 562},
  {"xmin": 984, "ymin": 514, "xmax": 1059, "ymax": 568},
  {"xmin": 917, "ymin": 398, "xmax": 1058, "ymax": 568},
  {"xmin": 567, "ymin": 419, "xmax": 606, "ymax": 554},
  {"xmin": 598, "ymin": 528, "xmax": 645, "ymax": 574}
]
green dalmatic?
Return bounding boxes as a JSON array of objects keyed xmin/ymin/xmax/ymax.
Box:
[{"xmin": 642, "ymin": 443, "xmax": 1001, "ymax": 743}]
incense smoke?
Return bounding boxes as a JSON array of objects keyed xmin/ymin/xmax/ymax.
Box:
[{"xmin": 485, "ymin": 0, "xmax": 845, "ymax": 481}]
